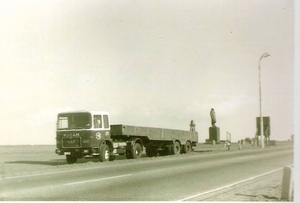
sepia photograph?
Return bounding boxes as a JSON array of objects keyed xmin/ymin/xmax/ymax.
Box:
[{"xmin": 0, "ymin": 0, "xmax": 297, "ymax": 201}]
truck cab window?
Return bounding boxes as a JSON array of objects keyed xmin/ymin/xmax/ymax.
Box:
[
  {"xmin": 57, "ymin": 113, "xmax": 91, "ymax": 129},
  {"xmin": 94, "ymin": 115, "xmax": 102, "ymax": 128},
  {"xmin": 103, "ymin": 115, "xmax": 109, "ymax": 128},
  {"xmin": 58, "ymin": 116, "xmax": 68, "ymax": 129}
]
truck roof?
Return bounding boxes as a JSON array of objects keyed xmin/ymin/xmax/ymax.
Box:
[{"xmin": 58, "ymin": 110, "xmax": 109, "ymax": 115}]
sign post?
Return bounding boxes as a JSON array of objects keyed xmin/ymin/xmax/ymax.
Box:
[
  {"xmin": 256, "ymin": 117, "xmax": 271, "ymax": 147},
  {"xmin": 226, "ymin": 132, "xmax": 231, "ymax": 151}
]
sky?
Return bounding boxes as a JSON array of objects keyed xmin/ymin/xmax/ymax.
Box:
[{"xmin": 0, "ymin": 0, "xmax": 296, "ymax": 145}]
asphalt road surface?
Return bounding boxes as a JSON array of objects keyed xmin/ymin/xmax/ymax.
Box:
[{"xmin": 0, "ymin": 144, "xmax": 293, "ymax": 201}]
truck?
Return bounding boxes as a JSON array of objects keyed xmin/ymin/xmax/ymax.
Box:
[{"xmin": 55, "ymin": 110, "xmax": 198, "ymax": 164}]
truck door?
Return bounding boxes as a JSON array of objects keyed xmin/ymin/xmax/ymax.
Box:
[{"xmin": 92, "ymin": 114, "xmax": 111, "ymax": 147}]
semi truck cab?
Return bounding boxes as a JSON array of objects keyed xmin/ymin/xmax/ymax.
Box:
[{"xmin": 55, "ymin": 111, "xmax": 114, "ymax": 163}]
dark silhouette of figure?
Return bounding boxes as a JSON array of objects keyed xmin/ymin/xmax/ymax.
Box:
[
  {"xmin": 210, "ymin": 108, "xmax": 216, "ymax": 127},
  {"xmin": 190, "ymin": 120, "xmax": 196, "ymax": 132}
]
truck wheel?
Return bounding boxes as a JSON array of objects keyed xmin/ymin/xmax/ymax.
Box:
[
  {"xmin": 66, "ymin": 155, "xmax": 77, "ymax": 164},
  {"xmin": 132, "ymin": 143, "xmax": 142, "ymax": 159},
  {"xmin": 172, "ymin": 141, "xmax": 181, "ymax": 155},
  {"xmin": 183, "ymin": 141, "xmax": 192, "ymax": 154},
  {"xmin": 99, "ymin": 144, "xmax": 110, "ymax": 162}
]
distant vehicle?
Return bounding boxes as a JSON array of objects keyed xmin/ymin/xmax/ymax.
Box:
[{"xmin": 55, "ymin": 110, "xmax": 198, "ymax": 164}]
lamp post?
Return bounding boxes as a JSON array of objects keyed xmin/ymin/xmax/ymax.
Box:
[{"xmin": 258, "ymin": 52, "xmax": 270, "ymax": 148}]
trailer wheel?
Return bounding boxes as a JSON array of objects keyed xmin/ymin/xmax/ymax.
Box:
[
  {"xmin": 146, "ymin": 147, "xmax": 157, "ymax": 157},
  {"xmin": 109, "ymin": 154, "xmax": 116, "ymax": 161},
  {"xmin": 99, "ymin": 144, "xmax": 110, "ymax": 162},
  {"xmin": 66, "ymin": 155, "xmax": 77, "ymax": 164},
  {"xmin": 183, "ymin": 141, "xmax": 192, "ymax": 154},
  {"xmin": 146, "ymin": 147, "xmax": 152, "ymax": 157},
  {"xmin": 132, "ymin": 143, "xmax": 142, "ymax": 159},
  {"xmin": 126, "ymin": 150, "xmax": 133, "ymax": 159},
  {"xmin": 172, "ymin": 141, "xmax": 181, "ymax": 155},
  {"xmin": 159, "ymin": 149, "xmax": 167, "ymax": 156}
]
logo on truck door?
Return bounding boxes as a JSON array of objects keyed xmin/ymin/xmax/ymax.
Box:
[{"xmin": 95, "ymin": 132, "xmax": 101, "ymax": 140}]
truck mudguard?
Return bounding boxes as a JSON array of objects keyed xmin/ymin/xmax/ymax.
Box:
[{"xmin": 99, "ymin": 138, "xmax": 114, "ymax": 152}]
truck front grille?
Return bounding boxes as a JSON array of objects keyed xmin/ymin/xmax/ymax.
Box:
[{"xmin": 62, "ymin": 138, "xmax": 81, "ymax": 148}]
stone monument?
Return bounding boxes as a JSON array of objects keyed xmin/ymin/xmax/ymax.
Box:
[{"xmin": 208, "ymin": 108, "xmax": 220, "ymax": 143}]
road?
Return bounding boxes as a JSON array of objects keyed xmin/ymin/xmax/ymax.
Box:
[{"xmin": 0, "ymin": 144, "xmax": 293, "ymax": 201}]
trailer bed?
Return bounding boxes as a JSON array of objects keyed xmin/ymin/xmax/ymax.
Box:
[{"xmin": 110, "ymin": 124, "xmax": 198, "ymax": 143}]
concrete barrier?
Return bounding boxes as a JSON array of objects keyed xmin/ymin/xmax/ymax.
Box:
[{"xmin": 281, "ymin": 166, "xmax": 293, "ymax": 201}]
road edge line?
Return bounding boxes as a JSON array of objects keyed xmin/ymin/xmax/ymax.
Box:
[{"xmin": 177, "ymin": 165, "xmax": 293, "ymax": 201}]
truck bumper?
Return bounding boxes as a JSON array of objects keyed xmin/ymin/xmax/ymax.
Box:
[
  {"xmin": 56, "ymin": 148, "xmax": 92, "ymax": 156},
  {"xmin": 55, "ymin": 148, "xmax": 64, "ymax": 155}
]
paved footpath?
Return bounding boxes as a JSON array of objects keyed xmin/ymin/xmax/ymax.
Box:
[
  {"xmin": 187, "ymin": 142, "xmax": 294, "ymax": 201},
  {"xmin": 187, "ymin": 168, "xmax": 293, "ymax": 202}
]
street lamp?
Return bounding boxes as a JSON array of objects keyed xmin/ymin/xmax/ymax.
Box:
[{"xmin": 258, "ymin": 52, "xmax": 270, "ymax": 148}]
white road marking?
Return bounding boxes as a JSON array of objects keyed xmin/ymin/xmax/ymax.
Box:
[
  {"xmin": 64, "ymin": 174, "xmax": 132, "ymax": 186},
  {"xmin": 0, "ymin": 162, "xmax": 137, "ymax": 180},
  {"xmin": 177, "ymin": 165, "xmax": 294, "ymax": 201},
  {"xmin": 0, "ymin": 166, "xmax": 106, "ymax": 180}
]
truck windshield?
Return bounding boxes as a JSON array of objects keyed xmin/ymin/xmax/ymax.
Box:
[{"xmin": 57, "ymin": 113, "xmax": 91, "ymax": 129}]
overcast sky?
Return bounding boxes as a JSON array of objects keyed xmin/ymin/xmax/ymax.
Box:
[{"xmin": 0, "ymin": 0, "xmax": 295, "ymax": 145}]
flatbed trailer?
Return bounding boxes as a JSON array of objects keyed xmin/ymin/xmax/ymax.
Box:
[
  {"xmin": 55, "ymin": 111, "xmax": 198, "ymax": 163},
  {"xmin": 111, "ymin": 124, "xmax": 198, "ymax": 157}
]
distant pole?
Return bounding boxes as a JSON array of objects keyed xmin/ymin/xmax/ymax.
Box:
[{"xmin": 258, "ymin": 53, "xmax": 270, "ymax": 148}]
